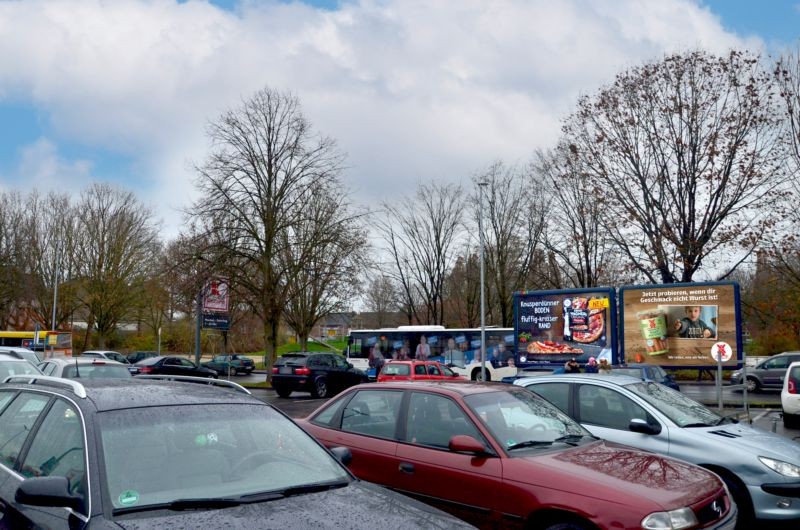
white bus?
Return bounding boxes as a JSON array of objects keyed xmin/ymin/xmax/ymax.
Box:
[{"xmin": 345, "ymin": 325, "xmax": 518, "ymax": 381}]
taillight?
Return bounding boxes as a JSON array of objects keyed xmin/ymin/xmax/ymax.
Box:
[
  {"xmin": 272, "ymin": 367, "xmax": 279, "ymax": 374},
  {"xmin": 294, "ymin": 367, "xmax": 311, "ymax": 376},
  {"xmin": 789, "ymin": 379, "xmax": 797, "ymax": 394},
  {"xmin": 138, "ymin": 366, "xmax": 152, "ymax": 374}
]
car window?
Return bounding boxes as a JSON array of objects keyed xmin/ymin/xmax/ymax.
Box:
[
  {"xmin": 406, "ymin": 392, "xmax": 485, "ymax": 449},
  {"xmin": 577, "ymin": 385, "xmax": 651, "ymax": 430},
  {"xmin": 311, "ymin": 397, "xmax": 348, "ymax": 427},
  {"xmin": 64, "ymin": 364, "xmax": 132, "ymax": 379},
  {"xmin": 414, "ymin": 365, "xmax": 426, "ymax": 375},
  {"xmin": 383, "ymin": 364, "xmax": 410, "ymax": 376},
  {"xmin": 427, "ymin": 365, "xmax": 441, "ymax": 376},
  {"xmin": 179, "ymin": 358, "xmax": 196, "ymax": 367},
  {"xmin": 340, "ymin": 390, "xmax": 403, "ymax": 439},
  {"xmin": 0, "ymin": 391, "xmax": 13, "ymax": 413},
  {"xmin": 213, "ymin": 356, "xmax": 226, "ymax": 362},
  {"xmin": 332, "ymin": 355, "xmax": 349, "ymax": 369},
  {"xmin": 526, "ymin": 382, "xmax": 570, "ymax": 414},
  {"xmin": 764, "ymin": 357, "xmax": 789, "ymax": 370},
  {"xmin": 0, "ymin": 360, "xmax": 40, "ymax": 379},
  {"xmin": 0, "ymin": 392, "xmax": 50, "ymax": 469},
  {"xmin": 626, "ymin": 381, "xmax": 721, "ymax": 427},
  {"xmin": 311, "ymin": 355, "xmax": 333, "ymax": 368},
  {"xmin": 99, "ymin": 403, "xmax": 350, "ymax": 510},
  {"xmin": 20, "ymin": 399, "xmax": 87, "ymax": 509},
  {"xmin": 441, "ymin": 365, "xmax": 456, "ymax": 377},
  {"xmin": 39, "ymin": 361, "xmax": 57, "ymax": 376}
]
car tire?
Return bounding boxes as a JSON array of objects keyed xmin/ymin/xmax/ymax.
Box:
[
  {"xmin": 744, "ymin": 377, "xmax": 759, "ymax": 393},
  {"xmin": 311, "ymin": 377, "xmax": 328, "ymax": 398},
  {"xmin": 713, "ymin": 469, "xmax": 754, "ymax": 528},
  {"xmin": 471, "ymin": 368, "xmax": 491, "ymax": 382},
  {"xmin": 784, "ymin": 411, "xmax": 800, "ymax": 429},
  {"xmin": 274, "ymin": 385, "xmax": 292, "ymax": 398}
]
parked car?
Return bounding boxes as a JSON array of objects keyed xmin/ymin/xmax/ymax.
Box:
[
  {"xmin": 515, "ymin": 373, "xmax": 800, "ymax": 526},
  {"xmin": 126, "ymin": 350, "xmax": 159, "ymax": 364},
  {"xmin": 0, "ymin": 346, "xmax": 42, "ymax": 367},
  {"xmin": 272, "ymin": 352, "xmax": 367, "ymax": 399},
  {"xmin": 605, "ymin": 363, "xmax": 680, "ymax": 390},
  {"xmin": 38, "ymin": 357, "xmax": 132, "ymax": 379},
  {"xmin": 202, "ymin": 354, "xmax": 256, "ymax": 376},
  {"xmin": 135, "ymin": 355, "xmax": 218, "ymax": 378},
  {"xmin": 782, "ymin": 361, "xmax": 800, "ymax": 429},
  {"xmin": 377, "ymin": 360, "xmax": 465, "ymax": 382},
  {"xmin": 81, "ymin": 349, "xmax": 138, "ymax": 374},
  {"xmin": 298, "ymin": 380, "xmax": 736, "ymax": 530},
  {"xmin": 0, "ymin": 353, "xmax": 42, "ymax": 379},
  {"xmin": 0, "ymin": 376, "xmax": 470, "ymax": 529},
  {"xmin": 729, "ymin": 351, "xmax": 800, "ymax": 392}
]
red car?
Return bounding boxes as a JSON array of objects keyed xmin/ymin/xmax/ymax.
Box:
[
  {"xmin": 377, "ymin": 360, "xmax": 465, "ymax": 383},
  {"xmin": 297, "ymin": 381, "xmax": 736, "ymax": 530}
]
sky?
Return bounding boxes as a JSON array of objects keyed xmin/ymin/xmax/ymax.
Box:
[{"xmin": 0, "ymin": 0, "xmax": 798, "ymax": 237}]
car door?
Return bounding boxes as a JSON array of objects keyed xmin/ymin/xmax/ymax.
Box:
[
  {"xmin": 762, "ymin": 356, "xmax": 791, "ymax": 388},
  {"xmin": 160, "ymin": 357, "xmax": 184, "ymax": 375},
  {"xmin": 393, "ymin": 391, "xmax": 503, "ymax": 525},
  {"xmin": 573, "ymin": 383, "xmax": 671, "ymax": 456},
  {"xmin": 331, "ymin": 354, "xmax": 360, "ymax": 388}
]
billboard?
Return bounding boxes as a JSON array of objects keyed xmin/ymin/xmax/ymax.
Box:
[
  {"xmin": 514, "ymin": 288, "xmax": 618, "ymax": 366},
  {"xmin": 202, "ymin": 279, "xmax": 229, "ymax": 313},
  {"xmin": 619, "ymin": 282, "xmax": 741, "ymax": 368}
]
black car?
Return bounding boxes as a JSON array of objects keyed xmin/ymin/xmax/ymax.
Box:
[
  {"xmin": 272, "ymin": 352, "xmax": 367, "ymax": 398},
  {"xmin": 125, "ymin": 350, "xmax": 158, "ymax": 364},
  {"xmin": 135, "ymin": 355, "xmax": 218, "ymax": 378},
  {"xmin": 0, "ymin": 376, "xmax": 470, "ymax": 529}
]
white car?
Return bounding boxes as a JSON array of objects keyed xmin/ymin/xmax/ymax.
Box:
[
  {"xmin": 81, "ymin": 349, "xmax": 138, "ymax": 373},
  {"xmin": 782, "ymin": 361, "xmax": 800, "ymax": 429},
  {"xmin": 449, "ymin": 360, "xmax": 518, "ymax": 382}
]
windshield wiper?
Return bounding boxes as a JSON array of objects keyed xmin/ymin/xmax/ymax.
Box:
[
  {"xmin": 506, "ymin": 440, "xmax": 554, "ymax": 450},
  {"xmin": 278, "ymin": 481, "xmax": 349, "ymax": 497},
  {"xmin": 113, "ymin": 497, "xmax": 253, "ymax": 515},
  {"xmin": 553, "ymin": 434, "xmax": 590, "ymax": 446},
  {"xmin": 682, "ymin": 422, "xmax": 715, "ymax": 428}
]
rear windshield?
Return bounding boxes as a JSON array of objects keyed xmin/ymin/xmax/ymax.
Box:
[
  {"xmin": 64, "ymin": 364, "xmax": 132, "ymax": 379},
  {"xmin": 790, "ymin": 366, "xmax": 800, "ymax": 385},
  {"xmin": 382, "ymin": 364, "xmax": 411, "ymax": 376},
  {"xmin": 275, "ymin": 355, "xmax": 308, "ymax": 366}
]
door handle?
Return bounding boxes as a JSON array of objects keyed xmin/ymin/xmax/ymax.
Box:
[{"xmin": 399, "ymin": 462, "xmax": 414, "ymax": 474}]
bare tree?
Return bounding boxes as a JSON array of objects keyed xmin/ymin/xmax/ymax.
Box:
[
  {"xmin": 282, "ymin": 186, "xmax": 366, "ymax": 349},
  {"xmin": 443, "ymin": 246, "xmax": 480, "ymax": 327},
  {"xmin": 471, "ymin": 162, "xmax": 548, "ymax": 326},
  {"xmin": 0, "ymin": 191, "xmax": 24, "ymax": 328},
  {"xmin": 535, "ymin": 148, "xmax": 629, "ymax": 288},
  {"xmin": 562, "ymin": 50, "xmax": 792, "ymax": 283},
  {"xmin": 15, "ymin": 191, "xmax": 81, "ymax": 331},
  {"xmin": 74, "ymin": 183, "xmax": 160, "ymax": 348},
  {"xmin": 188, "ymin": 88, "xmax": 347, "ymax": 373},
  {"xmin": 379, "ymin": 181, "xmax": 465, "ymax": 325},
  {"xmin": 363, "ymin": 273, "xmax": 401, "ymax": 328}
]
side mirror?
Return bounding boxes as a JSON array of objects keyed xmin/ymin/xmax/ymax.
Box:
[
  {"xmin": 330, "ymin": 446, "xmax": 352, "ymax": 466},
  {"xmin": 16, "ymin": 476, "xmax": 82, "ymax": 511},
  {"xmin": 629, "ymin": 418, "xmax": 662, "ymax": 435},
  {"xmin": 449, "ymin": 435, "xmax": 491, "ymax": 455}
]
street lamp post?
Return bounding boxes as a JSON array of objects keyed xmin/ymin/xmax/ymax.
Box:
[
  {"xmin": 50, "ymin": 240, "xmax": 61, "ymax": 359},
  {"xmin": 478, "ymin": 179, "xmax": 489, "ymax": 382}
]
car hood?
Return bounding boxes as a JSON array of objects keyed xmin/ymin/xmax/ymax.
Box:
[
  {"xmin": 106, "ymin": 481, "xmax": 472, "ymax": 529},
  {"xmin": 691, "ymin": 422, "xmax": 800, "ymax": 463},
  {"xmin": 504, "ymin": 440, "xmax": 722, "ymax": 511}
]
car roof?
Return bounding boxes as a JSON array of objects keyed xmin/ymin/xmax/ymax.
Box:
[
  {"xmin": 46, "ymin": 357, "xmax": 125, "ymax": 366},
  {"xmin": 0, "ymin": 354, "xmax": 34, "ymax": 362},
  {"xmin": 354, "ymin": 379, "xmax": 510, "ymax": 396},
  {"xmin": 514, "ymin": 373, "xmax": 645, "ymax": 386},
  {"xmin": 1, "ymin": 377, "xmax": 262, "ymax": 411}
]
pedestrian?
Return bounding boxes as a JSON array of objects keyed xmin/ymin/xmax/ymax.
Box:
[
  {"xmin": 585, "ymin": 357, "xmax": 599, "ymax": 373},
  {"xmin": 565, "ymin": 358, "xmax": 581, "ymax": 373},
  {"xmin": 598, "ymin": 358, "xmax": 612, "ymax": 374},
  {"xmin": 369, "ymin": 344, "xmax": 385, "ymax": 378}
]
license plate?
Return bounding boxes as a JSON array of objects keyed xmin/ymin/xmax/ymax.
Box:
[{"xmin": 279, "ymin": 366, "xmax": 292, "ymax": 374}]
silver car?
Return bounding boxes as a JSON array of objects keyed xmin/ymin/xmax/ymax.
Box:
[{"xmin": 515, "ymin": 373, "xmax": 800, "ymax": 526}]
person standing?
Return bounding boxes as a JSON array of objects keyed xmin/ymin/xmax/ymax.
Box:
[
  {"xmin": 415, "ymin": 335, "xmax": 431, "ymax": 361},
  {"xmin": 585, "ymin": 357, "xmax": 599, "ymax": 373},
  {"xmin": 369, "ymin": 344, "xmax": 385, "ymax": 378},
  {"xmin": 565, "ymin": 358, "xmax": 581, "ymax": 373}
]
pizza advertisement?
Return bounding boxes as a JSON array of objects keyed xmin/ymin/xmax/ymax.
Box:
[
  {"xmin": 619, "ymin": 282, "xmax": 742, "ymax": 368},
  {"xmin": 513, "ymin": 288, "xmax": 617, "ymax": 366}
]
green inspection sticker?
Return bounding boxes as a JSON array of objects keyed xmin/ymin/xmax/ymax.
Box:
[{"xmin": 119, "ymin": 490, "xmax": 140, "ymax": 506}]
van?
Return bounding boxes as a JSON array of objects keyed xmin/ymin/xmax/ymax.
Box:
[{"xmin": 730, "ymin": 351, "xmax": 800, "ymax": 392}]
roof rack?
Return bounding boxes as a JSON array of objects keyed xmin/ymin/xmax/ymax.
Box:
[
  {"xmin": 133, "ymin": 374, "xmax": 251, "ymax": 395},
  {"xmin": 2, "ymin": 375, "xmax": 88, "ymax": 399}
]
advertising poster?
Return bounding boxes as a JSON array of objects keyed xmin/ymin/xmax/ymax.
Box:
[
  {"xmin": 514, "ymin": 288, "xmax": 617, "ymax": 366},
  {"xmin": 619, "ymin": 282, "xmax": 741, "ymax": 368}
]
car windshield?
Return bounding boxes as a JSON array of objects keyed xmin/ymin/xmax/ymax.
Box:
[
  {"xmin": 383, "ymin": 364, "xmax": 410, "ymax": 376},
  {"xmin": 625, "ymin": 381, "xmax": 722, "ymax": 427},
  {"xmin": 0, "ymin": 360, "xmax": 40, "ymax": 379},
  {"xmin": 99, "ymin": 403, "xmax": 350, "ymax": 511},
  {"xmin": 464, "ymin": 388, "xmax": 590, "ymax": 451},
  {"xmin": 64, "ymin": 364, "xmax": 132, "ymax": 379}
]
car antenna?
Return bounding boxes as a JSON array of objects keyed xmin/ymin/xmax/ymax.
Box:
[{"xmin": 75, "ymin": 354, "xmax": 81, "ymax": 378}]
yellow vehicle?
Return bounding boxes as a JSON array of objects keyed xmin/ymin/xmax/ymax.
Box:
[{"xmin": 0, "ymin": 330, "xmax": 73, "ymax": 356}]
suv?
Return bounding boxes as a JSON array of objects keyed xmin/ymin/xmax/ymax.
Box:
[
  {"xmin": 272, "ymin": 352, "xmax": 367, "ymax": 398},
  {"xmin": 0, "ymin": 376, "xmax": 469, "ymax": 529},
  {"xmin": 377, "ymin": 360, "xmax": 463, "ymax": 382},
  {"xmin": 729, "ymin": 351, "xmax": 800, "ymax": 392}
]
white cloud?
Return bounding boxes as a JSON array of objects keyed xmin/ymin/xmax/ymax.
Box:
[
  {"xmin": 14, "ymin": 138, "xmax": 94, "ymax": 190},
  {"xmin": 0, "ymin": 0, "xmax": 760, "ymax": 236}
]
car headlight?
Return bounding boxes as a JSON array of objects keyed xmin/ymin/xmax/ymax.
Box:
[
  {"xmin": 641, "ymin": 507, "xmax": 698, "ymax": 530},
  {"xmin": 759, "ymin": 456, "xmax": 800, "ymax": 478}
]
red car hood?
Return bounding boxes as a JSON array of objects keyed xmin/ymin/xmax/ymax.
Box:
[{"xmin": 504, "ymin": 440, "xmax": 722, "ymax": 511}]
